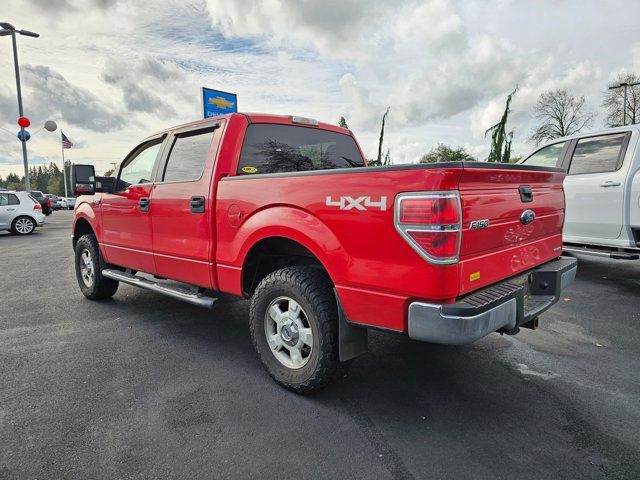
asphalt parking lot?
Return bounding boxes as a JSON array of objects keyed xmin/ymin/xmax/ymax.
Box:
[{"xmin": 1, "ymin": 211, "xmax": 639, "ymax": 479}]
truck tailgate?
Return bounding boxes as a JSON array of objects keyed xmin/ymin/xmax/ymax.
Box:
[{"xmin": 457, "ymin": 165, "xmax": 566, "ymax": 295}]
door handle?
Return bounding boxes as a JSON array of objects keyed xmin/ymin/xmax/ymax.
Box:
[
  {"xmin": 139, "ymin": 197, "xmax": 150, "ymax": 212},
  {"xmin": 7, "ymin": 208, "xmax": 15, "ymax": 211},
  {"xmin": 190, "ymin": 196, "xmax": 205, "ymax": 214},
  {"xmin": 519, "ymin": 185, "xmax": 533, "ymax": 203},
  {"xmin": 600, "ymin": 181, "xmax": 621, "ymax": 187}
]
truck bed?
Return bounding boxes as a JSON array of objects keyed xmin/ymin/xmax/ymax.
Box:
[{"xmin": 215, "ymin": 161, "xmax": 565, "ymax": 331}]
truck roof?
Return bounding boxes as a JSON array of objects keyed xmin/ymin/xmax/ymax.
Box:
[
  {"xmin": 532, "ymin": 124, "xmax": 640, "ymax": 151},
  {"xmin": 146, "ymin": 112, "xmax": 351, "ymax": 140}
]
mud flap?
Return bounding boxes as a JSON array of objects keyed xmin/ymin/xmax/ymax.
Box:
[{"xmin": 334, "ymin": 290, "xmax": 368, "ymax": 362}]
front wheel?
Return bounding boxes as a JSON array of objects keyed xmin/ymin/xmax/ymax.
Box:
[
  {"xmin": 249, "ymin": 266, "xmax": 340, "ymax": 394},
  {"xmin": 74, "ymin": 234, "xmax": 119, "ymax": 300}
]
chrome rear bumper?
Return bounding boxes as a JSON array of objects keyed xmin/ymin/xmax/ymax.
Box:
[{"xmin": 408, "ymin": 256, "xmax": 577, "ymax": 345}]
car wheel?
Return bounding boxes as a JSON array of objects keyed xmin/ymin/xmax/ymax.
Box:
[
  {"xmin": 75, "ymin": 233, "xmax": 119, "ymax": 300},
  {"xmin": 250, "ymin": 266, "xmax": 339, "ymax": 394},
  {"xmin": 11, "ymin": 216, "xmax": 36, "ymax": 235}
]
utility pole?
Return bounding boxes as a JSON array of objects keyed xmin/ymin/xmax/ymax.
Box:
[
  {"xmin": 609, "ymin": 81, "xmax": 640, "ymax": 126},
  {"xmin": 0, "ymin": 23, "xmax": 39, "ymax": 192}
]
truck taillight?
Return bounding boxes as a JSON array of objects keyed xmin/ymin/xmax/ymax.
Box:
[{"xmin": 394, "ymin": 192, "xmax": 461, "ymax": 264}]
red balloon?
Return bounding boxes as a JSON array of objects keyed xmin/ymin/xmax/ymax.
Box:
[{"xmin": 18, "ymin": 117, "xmax": 30, "ymax": 128}]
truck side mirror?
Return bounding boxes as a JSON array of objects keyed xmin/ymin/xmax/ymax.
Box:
[
  {"xmin": 71, "ymin": 164, "xmax": 96, "ymax": 196},
  {"xmin": 95, "ymin": 176, "xmax": 116, "ymax": 194}
]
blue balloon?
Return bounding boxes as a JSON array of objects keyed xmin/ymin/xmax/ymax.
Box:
[{"xmin": 17, "ymin": 130, "xmax": 30, "ymax": 142}]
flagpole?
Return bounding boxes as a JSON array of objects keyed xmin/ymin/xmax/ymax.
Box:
[{"xmin": 61, "ymin": 132, "xmax": 68, "ymax": 198}]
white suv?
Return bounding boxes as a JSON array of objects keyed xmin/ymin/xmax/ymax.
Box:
[{"xmin": 0, "ymin": 191, "xmax": 46, "ymax": 235}]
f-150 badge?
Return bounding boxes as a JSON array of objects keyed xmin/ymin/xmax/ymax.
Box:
[
  {"xmin": 469, "ymin": 219, "xmax": 490, "ymax": 230},
  {"xmin": 325, "ymin": 196, "xmax": 387, "ymax": 211}
]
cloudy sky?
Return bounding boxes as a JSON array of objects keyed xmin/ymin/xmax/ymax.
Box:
[{"xmin": 1, "ymin": 0, "xmax": 639, "ymax": 177}]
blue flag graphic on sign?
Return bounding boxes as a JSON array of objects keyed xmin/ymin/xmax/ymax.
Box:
[{"xmin": 202, "ymin": 87, "xmax": 237, "ymax": 118}]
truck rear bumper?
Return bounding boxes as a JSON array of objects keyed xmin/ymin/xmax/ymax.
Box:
[{"xmin": 408, "ymin": 256, "xmax": 577, "ymax": 345}]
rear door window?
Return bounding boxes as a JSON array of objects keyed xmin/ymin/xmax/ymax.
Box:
[
  {"xmin": 568, "ymin": 133, "xmax": 628, "ymax": 175},
  {"xmin": 523, "ymin": 142, "xmax": 565, "ymax": 168},
  {"xmin": 237, "ymin": 124, "xmax": 364, "ymax": 175},
  {"xmin": 162, "ymin": 127, "xmax": 215, "ymax": 183},
  {"xmin": 8, "ymin": 194, "xmax": 19, "ymax": 205}
]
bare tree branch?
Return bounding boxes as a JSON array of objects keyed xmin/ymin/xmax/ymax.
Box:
[{"xmin": 529, "ymin": 89, "xmax": 595, "ymax": 146}]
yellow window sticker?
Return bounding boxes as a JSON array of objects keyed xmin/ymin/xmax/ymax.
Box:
[
  {"xmin": 470, "ymin": 272, "xmax": 480, "ymax": 282},
  {"xmin": 242, "ymin": 166, "xmax": 258, "ymax": 174}
]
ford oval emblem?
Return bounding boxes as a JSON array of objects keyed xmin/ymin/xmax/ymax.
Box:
[{"xmin": 520, "ymin": 209, "xmax": 535, "ymax": 225}]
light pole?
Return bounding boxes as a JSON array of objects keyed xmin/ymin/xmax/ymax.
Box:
[
  {"xmin": 609, "ymin": 81, "xmax": 640, "ymax": 126},
  {"xmin": 0, "ymin": 22, "xmax": 39, "ymax": 192}
]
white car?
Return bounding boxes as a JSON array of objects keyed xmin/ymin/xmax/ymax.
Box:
[
  {"xmin": 0, "ymin": 191, "xmax": 46, "ymax": 235},
  {"xmin": 521, "ymin": 126, "xmax": 640, "ymax": 259},
  {"xmin": 57, "ymin": 198, "xmax": 68, "ymax": 209}
]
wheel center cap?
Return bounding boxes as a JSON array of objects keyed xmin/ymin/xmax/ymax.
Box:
[{"xmin": 281, "ymin": 321, "xmax": 299, "ymax": 346}]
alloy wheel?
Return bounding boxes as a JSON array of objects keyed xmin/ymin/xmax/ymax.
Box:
[
  {"xmin": 264, "ymin": 296, "xmax": 314, "ymax": 369},
  {"xmin": 80, "ymin": 249, "xmax": 95, "ymax": 287},
  {"xmin": 15, "ymin": 218, "xmax": 34, "ymax": 234}
]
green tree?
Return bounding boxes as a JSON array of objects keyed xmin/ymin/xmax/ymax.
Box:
[
  {"xmin": 5, "ymin": 172, "xmax": 24, "ymax": 190},
  {"xmin": 338, "ymin": 116, "xmax": 349, "ymax": 129},
  {"xmin": 485, "ymin": 87, "xmax": 517, "ymax": 163},
  {"xmin": 47, "ymin": 177, "xmax": 61, "ymax": 196},
  {"xmin": 420, "ymin": 144, "xmax": 476, "ymax": 163}
]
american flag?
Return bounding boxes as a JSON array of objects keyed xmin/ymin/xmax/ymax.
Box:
[{"xmin": 61, "ymin": 131, "xmax": 73, "ymax": 149}]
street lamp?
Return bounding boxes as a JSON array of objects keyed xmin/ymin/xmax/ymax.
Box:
[
  {"xmin": 609, "ymin": 80, "xmax": 640, "ymax": 126},
  {"xmin": 1, "ymin": 22, "xmax": 39, "ymax": 192}
]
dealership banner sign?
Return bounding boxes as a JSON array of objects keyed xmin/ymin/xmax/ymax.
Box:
[{"xmin": 202, "ymin": 87, "xmax": 237, "ymax": 118}]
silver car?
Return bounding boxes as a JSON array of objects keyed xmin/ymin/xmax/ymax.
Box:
[{"xmin": 0, "ymin": 191, "xmax": 46, "ymax": 235}]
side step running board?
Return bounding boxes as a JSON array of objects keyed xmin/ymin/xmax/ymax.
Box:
[
  {"xmin": 102, "ymin": 269, "xmax": 217, "ymax": 309},
  {"xmin": 563, "ymin": 246, "xmax": 639, "ymax": 260}
]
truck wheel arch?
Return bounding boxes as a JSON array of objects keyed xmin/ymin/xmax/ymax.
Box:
[
  {"xmin": 230, "ymin": 206, "xmax": 344, "ymax": 297},
  {"xmin": 72, "ymin": 217, "xmax": 95, "ymax": 249},
  {"xmin": 241, "ymin": 236, "xmax": 333, "ymax": 297}
]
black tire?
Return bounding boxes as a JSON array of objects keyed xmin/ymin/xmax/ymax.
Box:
[
  {"xmin": 74, "ymin": 233, "xmax": 119, "ymax": 300},
  {"xmin": 249, "ymin": 266, "xmax": 340, "ymax": 394},
  {"xmin": 11, "ymin": 216, "xmax": 36, "ymax": 235}
]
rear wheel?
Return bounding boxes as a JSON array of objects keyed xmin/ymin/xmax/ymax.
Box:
[
  {"xmin": 12, "ymin": 216, "xmax": 35, "ymax": 235},
  {"xmin": 249, "ymin": 266, "xmax": 339, "ymax": 394},
  {"xmin": 74, "ymin": 234, "xmax": 119, "ymax": 300}
]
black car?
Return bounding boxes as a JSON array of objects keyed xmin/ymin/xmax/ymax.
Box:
[{"xmin": 30, "ymin": 190, "xmax": 53, "ymax": 215}]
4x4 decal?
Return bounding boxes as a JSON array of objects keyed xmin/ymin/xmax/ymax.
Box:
[{"xmin": 325, "ymin": 196, "xmax": 388, "ymax": 211}]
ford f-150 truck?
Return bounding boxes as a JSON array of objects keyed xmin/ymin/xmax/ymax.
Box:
[{"xmin": 71, "ymin": 113, "xmax": 577, "ymax": 393}]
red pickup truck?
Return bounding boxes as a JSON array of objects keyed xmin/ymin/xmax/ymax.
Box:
[{"xmin": 71, "ymin": 113, "xmax": 577, "ymax": 393}]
